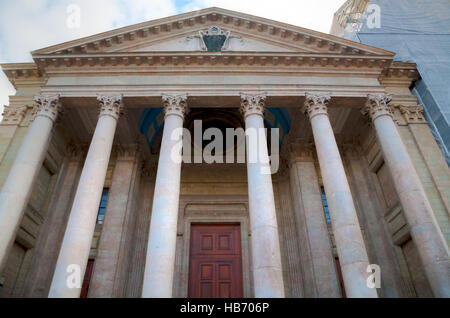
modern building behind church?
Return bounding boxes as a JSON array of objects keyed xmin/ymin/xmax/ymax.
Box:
[
  {"xmin": 331, "ymin": 0, "xmax": 450, "ymax": 165},
  {"xmin": 0, "ymin": 7, "xmax": 448, "ymax": 298}
]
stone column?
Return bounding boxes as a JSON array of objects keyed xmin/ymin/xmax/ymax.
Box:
[
  {"xmin": 142, "ymin": 94, "xmax": 188, "ymax": 298},
  {"xmin": 302, "ymin": 93, "xmax": 377, "ymax": 298},
  {"xmin": 363, "ymin": 94, "xmax": 450, "ymax": 297},
  {"xmin": 289, "ymin": 143, "xmax": 341, "ymax": 297},
  {"xmin": 49, "ymin": 94, "xmax": 123, "ymax": 298},
  {"xmin": 88, "ymin": 145, "xmax": 140, "ymax": 298},
  {"xmin": 0, "ymin": 95, "xmax": 62, "ymax": 273},
  {"xmin": 240, "ymin": 93, "xmax": 284, "ymax": 298}
]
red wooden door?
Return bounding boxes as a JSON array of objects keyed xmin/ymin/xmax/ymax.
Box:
[
  {"xmin": 335, "ymin": 257, "xmax": 346, "ymax": 298},
  {"xmin": 188, "ymin": 224, "xmax": 243, "ymax": 298},
  {"xmin": 80, "ymin": 259, "xmax": 94, "ymax": 298}
]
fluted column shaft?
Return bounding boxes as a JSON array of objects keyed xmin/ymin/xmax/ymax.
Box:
[
  {"xmin": 49, "ymin": 94, "xmax": 123, "ymax": 298},
  {"xmin": 142, "ymin": 94, "xmax": 188, "ymax": 298},
  {"xmin": 240, "ymin": 94, "xmax": 285, "ymax": 298},
  {"xmin": 303, "ymin": 93, "xmax": 377, "ymax": 298},
  {"xmin": 363, "ymin": 94, "xmax": 450, "ymax": 297},
  {"xmin": 0, "ymin": 95, "xmax": 61, "ymax": 273}
]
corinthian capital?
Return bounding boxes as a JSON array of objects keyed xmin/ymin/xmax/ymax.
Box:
[
  {"xmin": 239, "ymin": 93, "xmax": 266, "ymax": 118},
  {"xmin": 97, "ymin": 94, "xmax": 124, "ymax": 120},
  {"xmin": 33, "ymin": 94, "xmax": 62, "ymax": 122},
  {"xmin": 362, "ymin": 94, "xmax": 393, "ymax": 121},
  {"xmin": 302, "ymin": 93, "xmax": 331, "ymax": 120},
  {"xmin": 398, "ymin": 105, "xmax": 426, "ymax": 124},
  {"xmin": 1, "ymin": 106, "xmax": 27, "ymax": 125},
  {"xmin": 162, "ymin": 94, "xmax": 188, "ymax": 119}
]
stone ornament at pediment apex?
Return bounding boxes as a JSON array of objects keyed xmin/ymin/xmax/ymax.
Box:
[
  {"xmin": 362, "ymin": 93, "xmax": 393, "ymax": 121},
  {"xmin": 239, "ymin": 93, "xmax": 266, "ymax": 118},
  {"xmin": 302, "ymin": 93, "xmax": 331, "ymax": 120},
  {"xmin": 186, "ymin": 25, "xmax": 242, "ymax": 51},
  {"xmin": 32, "ymin": 94, "xmax": 63, "ymax": 123},
  {"xmin": 1, "ymin": 105, "xmax": 28, "ymax": 125},
  {"xmin": 162, "ymin": 94, "xmax": 189, "ymax": 119},
  {"xmin": 97, "ymin": 94, "xmax": 124, "ymax": 120}
]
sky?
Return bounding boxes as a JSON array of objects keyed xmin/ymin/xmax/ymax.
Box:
[{"xmin": 0, "ymin": 0, "xmax": 347, "ymax": 111}]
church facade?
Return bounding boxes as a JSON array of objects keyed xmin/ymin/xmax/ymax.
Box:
[{"xmin": 0, "ymin": 8, "xmax": 448, "ymax": 298}]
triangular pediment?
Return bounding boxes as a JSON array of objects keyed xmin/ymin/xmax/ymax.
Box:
[{"xmin": 32, "ymin": 7, "xmax": 394, "ymax": 56}]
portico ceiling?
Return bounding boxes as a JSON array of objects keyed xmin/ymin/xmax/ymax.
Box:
[{"xmin": 59, "ymin": 99, "xmax": 366, "ymax": 156}]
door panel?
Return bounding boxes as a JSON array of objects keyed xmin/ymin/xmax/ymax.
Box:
[
  {"xmin": 80, "ymin": 259, "xmax": 94, "ymax": 298},
  {"xmin": 188, "ymin": 224, "xmax": 243, "ymax": 298}
]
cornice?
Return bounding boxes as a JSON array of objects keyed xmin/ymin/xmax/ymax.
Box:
[
  {"xmin": 379, "ymin": 62, "xmax": 419, "ymax": 86},
  {"xmin": 0, "ymin": 63, "xmax": 44, "ymax": 88},
  {"xmin": 32, "ymin": 51, "xmax": 392, "ymax": 75}
]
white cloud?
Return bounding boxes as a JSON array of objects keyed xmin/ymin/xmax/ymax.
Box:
[
  {"xmin": 0, "ymin": 0, "xmax": 345, "ymax": 113},
  {"xmin": 0, "ymin": 0, "xmax": 178, "ymax": 112},
  {"xmin": 0, "ymin": 0, "xmax": 178, "ymax": 62},
  {"xmin": 0, "ymin": 71, "xmax": 15, "ymax": 112}
]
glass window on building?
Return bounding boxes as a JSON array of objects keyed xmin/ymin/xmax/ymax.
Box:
[
  {"xmin": 321, "ymin": 186, "xmax": 331, "ymax": 224},
  {"xmin": 97, "ymin": 188, "xmax": 109, "ymax": 225}
]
